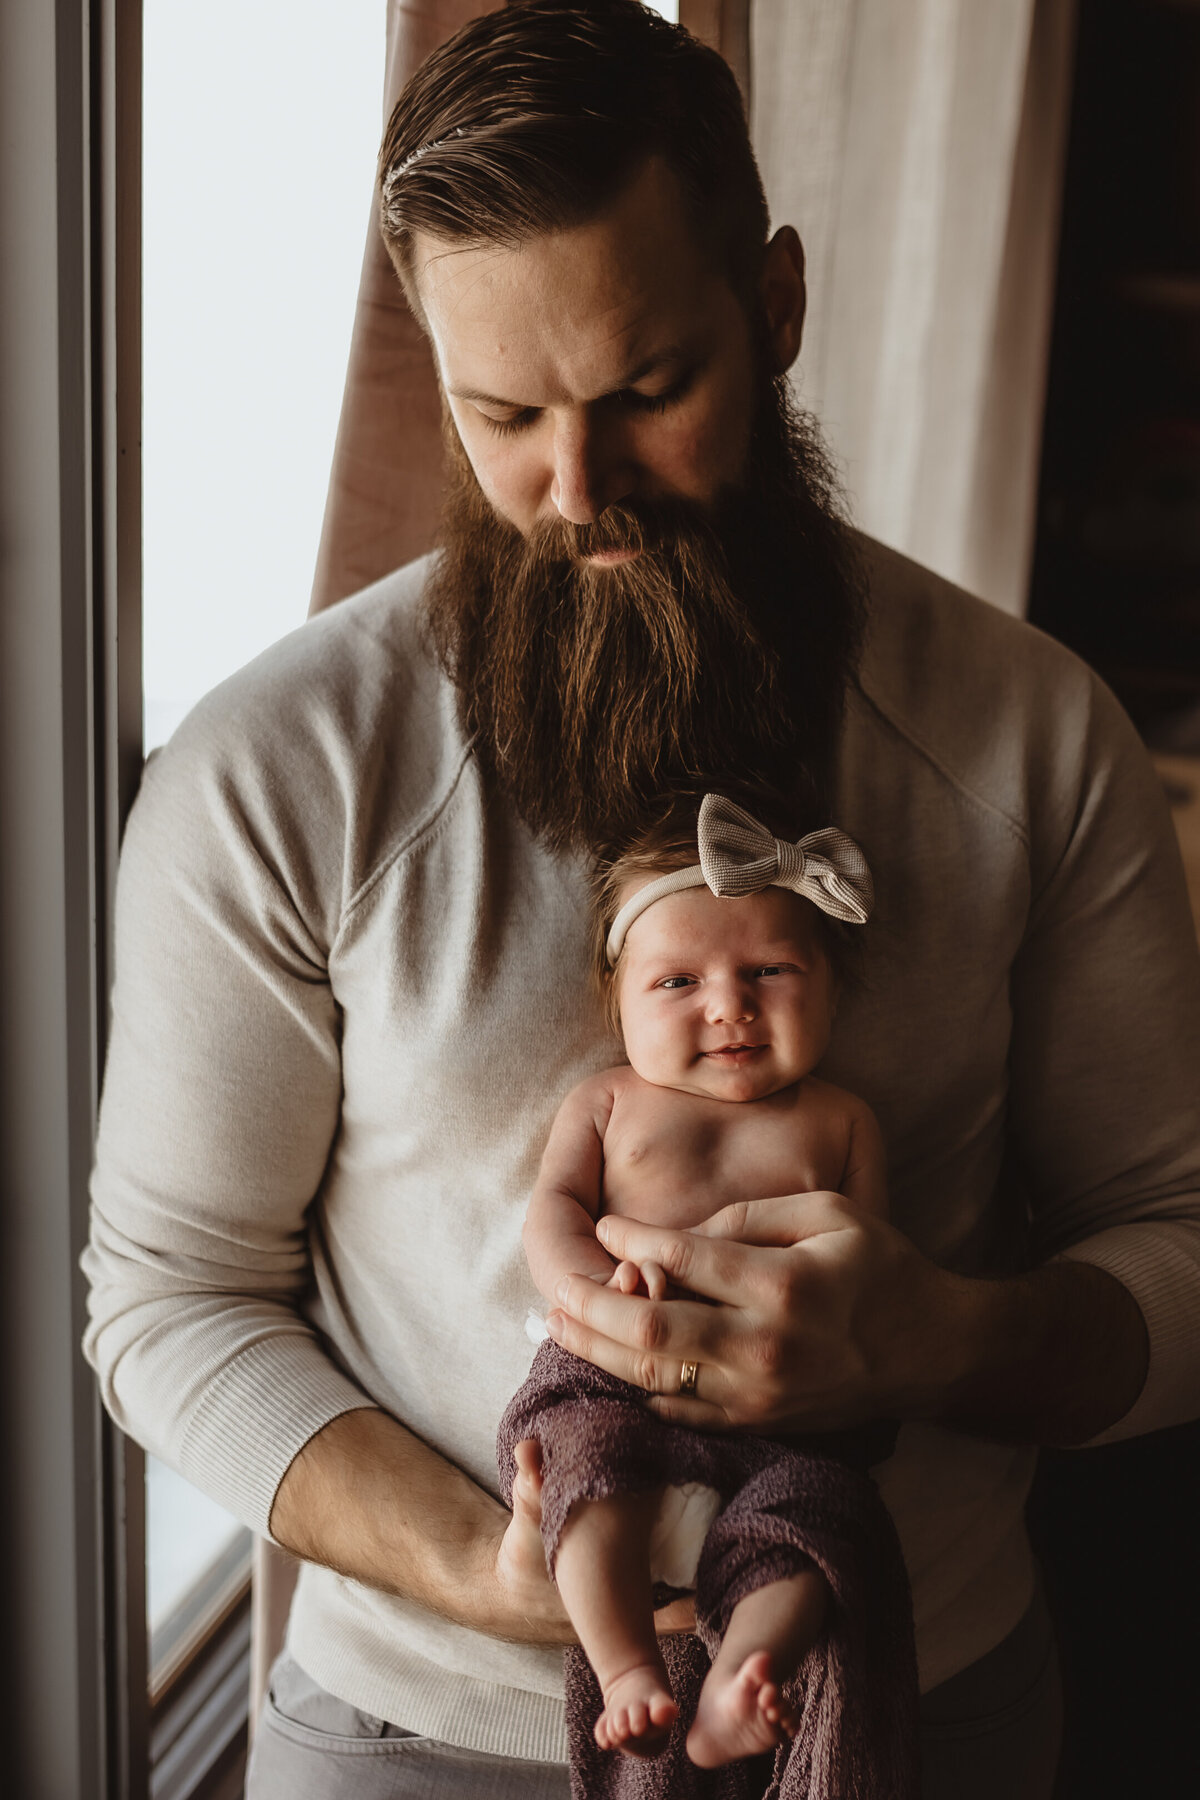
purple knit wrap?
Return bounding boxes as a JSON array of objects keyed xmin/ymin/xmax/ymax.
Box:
[{"xmin": 498, "ymin": 1340, "xmax": 919, "ymax": 1800}]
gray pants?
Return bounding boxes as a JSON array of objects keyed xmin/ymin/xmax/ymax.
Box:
[{"xmin": 246, "ymin": 1587, "xmax": 1061, "ymax": 1799}]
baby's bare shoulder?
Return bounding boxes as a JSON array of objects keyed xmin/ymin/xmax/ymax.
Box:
[
  {"xmin": 796, "ymin": 1075, "xmax": 878, "ymax": 1131},
  {"xmin": 564, "ymin": 1062, "xmax": 664, "ymax": 1130},
  {"xmin": 795, "ymin": 1078, "xmax": 887, "ymax": 1214}
]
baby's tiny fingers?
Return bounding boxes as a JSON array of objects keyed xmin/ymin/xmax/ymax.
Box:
[{"xmin": 641, "ymin": 1260, "xmax": 668, "ymax": 1301}]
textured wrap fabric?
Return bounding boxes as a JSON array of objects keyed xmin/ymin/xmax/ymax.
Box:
[{"xmin": 497, "ymin": 1342, "xmax": 919, "ymax": 1800}]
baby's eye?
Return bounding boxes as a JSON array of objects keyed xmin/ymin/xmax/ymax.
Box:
[
  {"xmin": 657, "ymin": 975, "xmax": 695, "ymax": 991},
  {"xmin": 755, "ymin": 964, "xmax": 789, "ymax": 978}
]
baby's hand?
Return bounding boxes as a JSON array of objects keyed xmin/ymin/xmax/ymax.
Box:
[{"xmin": 606, "ymin": 1258, "xmax": 669, "ymax": 1301}]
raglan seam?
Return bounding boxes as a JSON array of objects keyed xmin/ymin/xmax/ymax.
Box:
[
  {"xmin": 333, "ymin": 740, "xmax": 476, "ymax": 951},
  {"xmin": 852, "ymin": 674, "xmax": 1032, "ymax": 852}
]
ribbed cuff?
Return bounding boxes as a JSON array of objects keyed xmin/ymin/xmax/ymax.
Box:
[
  {"xmin": 177, "ymin": 1330, "xmax": 378, "ymax": 1535},
  {"xmin": 1057, "ymin": 1220, "xmax": 1200, "ymax": 1444}
]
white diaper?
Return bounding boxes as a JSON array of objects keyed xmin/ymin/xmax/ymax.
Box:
[{"xmin": 647, "ymin": 1481, "xmax": 723, "ymax": 1588}]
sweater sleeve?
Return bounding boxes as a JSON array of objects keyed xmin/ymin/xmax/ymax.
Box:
[
  {"xmin": 82, "ymin": 693, "xmax": 379, "ymax": 1537},
  {"xmin": 1008, "ymin": 673, "xmax": 1200, "ymax": 1445}
]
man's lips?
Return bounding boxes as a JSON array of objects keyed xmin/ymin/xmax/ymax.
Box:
[{"xmin": 584, "ymin": 546, "xmax": 642, "ymax": 566}]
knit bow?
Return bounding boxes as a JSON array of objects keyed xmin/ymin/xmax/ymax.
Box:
[
  {"xmin": 604, "ymin": 794, "xmax": 874, "ymax": 963},
  {"xmin": 697, "ymin": 793, "xmax": 874, "ymax": 923}
]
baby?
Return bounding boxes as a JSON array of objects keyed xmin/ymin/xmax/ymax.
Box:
[{"xmin": 509, "ymin": 792, "xmax": 885, "ymax": 1772}]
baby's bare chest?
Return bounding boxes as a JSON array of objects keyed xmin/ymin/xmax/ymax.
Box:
[{"xmin": 600, "ymin": 1087, "xmax": 848, "ymax": 1230}]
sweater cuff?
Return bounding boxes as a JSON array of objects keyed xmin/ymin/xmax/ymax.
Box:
[
  {"xmin": 1057, "ymin": 1220, "xmax": 1200, "ymax": 1445},
  {"xmin": 177, "ymin": 1332, "xmax": 380, "ymax": 1537}
]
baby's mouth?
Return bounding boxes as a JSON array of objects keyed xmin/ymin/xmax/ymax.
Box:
[{"xmin": 703, "ymin": 1043, "xmax": 765, "ymax": 1061}]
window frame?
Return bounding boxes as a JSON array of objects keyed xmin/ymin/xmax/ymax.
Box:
[{"xmin": 0, "ymin": 3, "xmax": 250, "ymax": 1793}]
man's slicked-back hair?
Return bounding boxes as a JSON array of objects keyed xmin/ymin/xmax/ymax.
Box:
[{"xmin": 378, "ymin": 0, "xmax": 770, "ymax": 314}]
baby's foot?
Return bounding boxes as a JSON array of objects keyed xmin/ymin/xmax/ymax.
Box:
[
  {"xmin": 496, "ymin": 1440, "xmax": 548, "ymax": 1591},
  {"xmin": 594, "ymin": 1664, "xmax": 678, "ymax": 1757},
  {"xmin": 686, "ymin": 1650, "xmax": 799, "ymax": 1769}
]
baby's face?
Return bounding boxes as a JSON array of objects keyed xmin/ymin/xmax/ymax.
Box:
[{"xmin": 615, "ymin": 883, "xmax": 837, "ymax": 1103}]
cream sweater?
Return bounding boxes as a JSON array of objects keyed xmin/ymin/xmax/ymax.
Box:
[{"xmin": 84, "ymin": 538, "xmax": 1200, "ymax": 1759}]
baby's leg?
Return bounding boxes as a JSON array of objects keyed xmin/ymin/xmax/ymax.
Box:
[
  {"xmin": 553, "ymin": 1487, "xmax": 678, "ymax": 1756},
  {"xmin": 686, "ymin": 1566, "xmax": 829, "ymax": 1769}
]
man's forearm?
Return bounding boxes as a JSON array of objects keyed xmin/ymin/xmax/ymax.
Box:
[
  {"xmin": 270, "ymin": 1403, "xmax": 697, "ymax": 1645},
  {"xmin": 926, "ymin": 1258, "xmax": 1150, "ymax": 1446},
  {"xmin": 270, "ymin": 1407, "xmax": 518, "ymax": 1634}
]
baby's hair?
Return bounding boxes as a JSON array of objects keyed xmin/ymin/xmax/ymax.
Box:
[{"xmin": 592, "ymin": 784, "xmax": 862, "ymax": 1034}]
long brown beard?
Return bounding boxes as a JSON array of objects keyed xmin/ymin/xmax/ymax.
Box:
[{"xmin": 424, "ymin": 373, "xmax": 864, "ymax": 856}]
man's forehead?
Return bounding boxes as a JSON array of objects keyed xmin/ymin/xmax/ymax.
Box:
[{"xmin": 412, "ymin": 159, "xmax": 737, "ymax": 408}]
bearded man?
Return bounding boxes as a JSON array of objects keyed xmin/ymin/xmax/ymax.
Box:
[{"xmin": 84, "ymin": 5, "xmax": 1200, "ymax": 1799}]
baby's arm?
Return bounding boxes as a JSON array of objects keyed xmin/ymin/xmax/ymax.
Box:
[
  {"xmin": 837, "ymin": 1097, "xmax": 889, "ymax": 1219},
  {"xmin": 523, "ymin": 1075, "xmax": 619, "ymax": 1303}
]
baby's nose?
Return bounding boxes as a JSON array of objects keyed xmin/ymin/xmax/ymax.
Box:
[{"xmin": 707, "ymin": 977, "xmax": 756, "ymax": 1023}]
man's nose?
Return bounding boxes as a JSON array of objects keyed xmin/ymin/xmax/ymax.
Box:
[{"xmin": 548, "ymin": 411, "xmax": 634, "ymax": 523}]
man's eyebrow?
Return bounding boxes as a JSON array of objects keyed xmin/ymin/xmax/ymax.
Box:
[{"xmin": 448, "ymin": 346, "xmax": 693, "ymax": 411}]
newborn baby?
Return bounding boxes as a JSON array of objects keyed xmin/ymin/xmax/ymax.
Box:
[{"xmin": 508, "ymin": 793, "xmax": 884, "ymax": 1772}]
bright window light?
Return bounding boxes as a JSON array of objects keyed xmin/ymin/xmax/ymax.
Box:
[{"xmin": 142, "ymin": 1, "xmax": 386, "ymax": 751}]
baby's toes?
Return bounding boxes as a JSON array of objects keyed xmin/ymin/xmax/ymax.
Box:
[
  {"xmin": 734, "ymin": 1651, "xmax": 771, "ymax": 1709},
  {"xmin": 648, "ymin": 1692, "xmax": 677, "ymax": 1729},
  {"xmin": 759, "ymin": 1681, "xmax": 798, "ymax": 1738}
]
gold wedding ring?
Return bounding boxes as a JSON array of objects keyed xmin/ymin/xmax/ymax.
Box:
[{"xmin": 678, "ymin": 1360, "xmax": 699, "ymax": 1396}]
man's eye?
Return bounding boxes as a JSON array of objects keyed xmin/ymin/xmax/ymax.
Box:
[
  {"xmin": 480, "ymin": 407, "xmax": 538, "ymax": 437},
  {"xmin": 618, "ymin": 373, "xmax": 692, "ymax": 417}
]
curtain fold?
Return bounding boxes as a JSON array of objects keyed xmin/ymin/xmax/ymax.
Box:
[
  {"xmin": 310, "ymin": 2, "xmax": 500, "ymax": 614},
  {"xmin": 752, "ymin": 0, "xmax": 1076, "ymax": 615},
  {"xmin": 679, "ymin": 0, "xmax": 751, "ymax": 99}
]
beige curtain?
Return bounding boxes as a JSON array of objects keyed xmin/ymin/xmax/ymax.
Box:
[
  {"xmin": 753, "ymin": 0, "xmax": 1076, "ymax": 615},
  {"xmin": 309, "ymin": 1, "xmax": 502, "ymax": 614}
]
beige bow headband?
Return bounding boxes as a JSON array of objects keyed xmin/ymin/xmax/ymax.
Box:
[{"xmin": 605, "ymin": 794, "xmax": 874, "ymax": 965}]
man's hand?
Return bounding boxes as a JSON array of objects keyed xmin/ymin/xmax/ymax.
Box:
[
  {"xmin": 544, "ymin": 1193, "xmax": 1149, "ymax": 1446},
  {"xmin": 270, "ymin": 1407, "xmax": 574, "ymax": 1645}
]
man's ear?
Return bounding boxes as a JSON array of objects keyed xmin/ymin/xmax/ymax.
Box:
[{"xmin": 760, "ymin": 226, "xmax": 806, "ymax": 374}]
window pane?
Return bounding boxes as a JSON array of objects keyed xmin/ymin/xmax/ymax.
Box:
[
  {"xmin": 141, "ymin": 0, "xmax": 385, "ymax": 1684},
  {"xmin": 147, "ymin": 1457, "xmax": 250, "ymax": 1694},
  {"xmin": 142, "ymin": 0, "xmax": 385, "ymax": 751}
]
